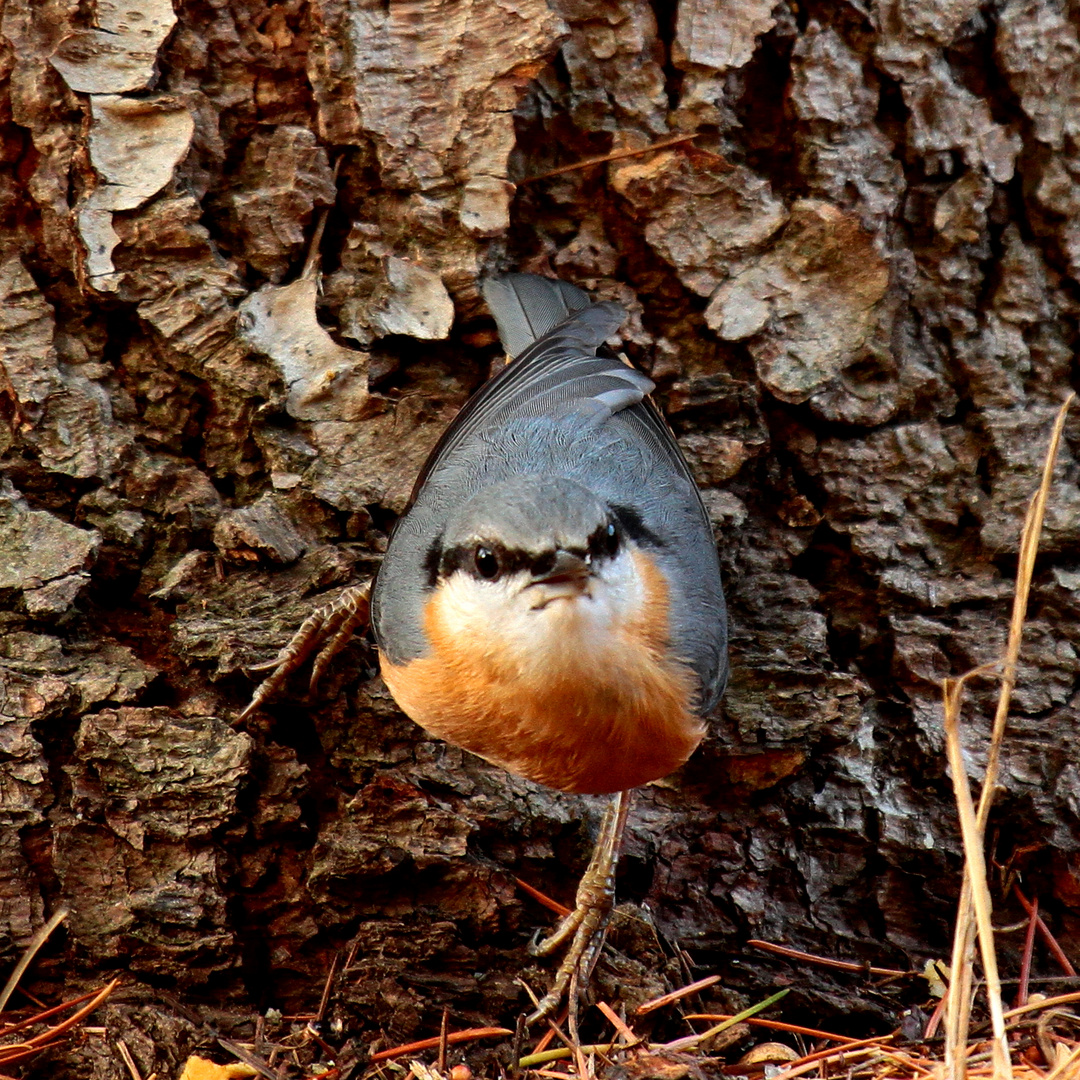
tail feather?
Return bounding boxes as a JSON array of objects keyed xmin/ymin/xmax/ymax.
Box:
[{"xmin": 482, "ymin": 274, "xmax": 592, "ymax": 360}]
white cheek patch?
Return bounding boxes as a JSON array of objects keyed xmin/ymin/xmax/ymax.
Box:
[
  {"xmin": 435, "ymin": 549, "xmax": 646, "ymax": 674},
  {"xmin": 436, "ymin": 571, "xmax": 531, "ymax": 645}
]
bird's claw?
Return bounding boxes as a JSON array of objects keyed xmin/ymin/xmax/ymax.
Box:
[{"xmin": 238, "ymin": 580, "xmax": 373, "ymax": 721}]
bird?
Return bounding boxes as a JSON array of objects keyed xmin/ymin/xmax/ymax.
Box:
[{"xmin": 243, "ymin": 273, "xmax": 728, "ymax": 1023}]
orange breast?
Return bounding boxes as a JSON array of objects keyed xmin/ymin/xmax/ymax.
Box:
[{"xmin": 379, "ymin": 550, "xmax": 703, "ymax": 794}]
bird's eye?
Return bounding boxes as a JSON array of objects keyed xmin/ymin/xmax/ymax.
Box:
[
  {"xmin": 604, "ymin": 521, "xmax": 619, "ymax": 557},
  {"xmin": 473, "ymin": 545, "xmax": 500, "ymax": 580}
]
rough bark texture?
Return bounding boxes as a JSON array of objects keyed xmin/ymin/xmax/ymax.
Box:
[{"xmin": 1, "ymin": 0, "xmax": 1080, "ymax": 1075}]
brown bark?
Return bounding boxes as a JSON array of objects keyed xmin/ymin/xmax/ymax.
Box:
[{"xmin": 1, "ymin": 0, "xmax": 1079, "ymax": 1075}]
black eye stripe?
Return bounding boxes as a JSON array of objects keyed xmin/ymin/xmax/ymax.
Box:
[
  {"xmin": 440, "ymin": 543, "xmax": 535, "ymax": 579},
  {"xmin": 437, "ymin": 532, "xmax": 621, "ymax": 582},
  {"xmin": 423, "ymin": 532, "xmax": 445, "ymax": 589},
  {"xmin": 611, "ymin": 504, "xmax": 664, "ymax": 548}
]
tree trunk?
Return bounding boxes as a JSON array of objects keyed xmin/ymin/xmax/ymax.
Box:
[{"xmin": 2, "ymin": 0, "xmax": 1079, "ymax": 1075}]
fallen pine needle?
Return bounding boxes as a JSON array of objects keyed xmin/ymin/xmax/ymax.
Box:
[
  {"xmin": 370, "ymin": 1027, "xmax": 513, "ymax": 1063},
  {"xmin": 747, "ymin": 940, "xmax": 908, "ymax": 978},
  {"xmin": 519, "ymin": 133, "xmax": 700, "ymax": 184},
  {"xmin": 770, "ymin": 1037, "xmax": 899, "ymax": 1080},
  {"xmin": 779, "ymin": 1033, "xmax": 894, "ymax": 1071},
  {"xmin": 595, "ymin": 1002, "xmax": 636, "ymax": 1043},
  {"xmin": 0, "ymin": 980, "xmax": 118, "ymax": 1070},
  {"xmin": 0, "ymin": 985, "xmax": 109, "ymax": 1039},
  {"xmin": 116, "ymin": 1038, "xmax": 143, "ymax": 1080},
  {"xmin": 682, "ymin": 1014, "xmax": 862, "ymax": 1044},
  {"xmin": 635, "ymin": 975, "xmax": 722, "ymax": 1016},
  {"xmin": 662, "ymin": 988, "xmax": 790, "ymax": 1052},
  {"xmin": 1042, "ymin": 1044, "xmax": 1080, "ymax": 1080},
  {"xmin": 1013, "ymin": 886, "xmax": 1077, "ymax": 977},
  {"xmin": 529, "ymin": 1007, "xmax": 569, "ymax": 1056},
  {"xmin": 18, "ymin": 980, "xmax": 117, "ymax": 1049},
  {"xmin": 515, "ymin": 878, "xmax": 572, "ymax": 918},
  {"xmin": 517, "ymin": 990, "xmax": 789, "ymax": 1068},
  {"xmin": 1004, "ymin": 991, "xmax": 1080, "ymax": 1021}
]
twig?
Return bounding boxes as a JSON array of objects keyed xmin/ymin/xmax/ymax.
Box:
[
  {"xmin": 0, "ymin": 908, "xmax": 69, "ymax": 1014},
  {"xmin": 635, "ymin": 975, "xmax": 721, "ymax": 1015},
  {"xmin": 509, "ymin": 1013, "xmax": 526, "ymax": 1079},
  {"xmin": 369, "ymin": 1027, "xmax": 513, "ymax": 1063},
  {"xmin": 518, "ymin": 133, "xmax": 700, "ymax": 184},
  {"xmin": 747, "ymin": 940, "xmax": 908, "ymax": 978}
]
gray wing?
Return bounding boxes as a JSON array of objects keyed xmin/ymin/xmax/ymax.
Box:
[
  {"xmin": 483, "ymin": 276, "xmax": 707, "ymax": 503},
  {"xmin": 407, "ymin": 286, "xmax": 654, "ymax": 500}
]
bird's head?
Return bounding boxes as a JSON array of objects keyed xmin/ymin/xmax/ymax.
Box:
[{"xmin": 425, "ymin": 476, "xmax": 642, "ymax": 652}]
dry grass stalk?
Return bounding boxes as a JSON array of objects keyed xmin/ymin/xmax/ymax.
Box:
[
  {"xmin": 0, "ymin": 907, "xmax": 68, "ymax": 1014},
  {"xmin": 942, "ymin": 394, "xmax": 1075, "ymax": 1080},
  {"xmin": 943, "ymin": 665, "xmax": 1014, "ymax": 1080}
]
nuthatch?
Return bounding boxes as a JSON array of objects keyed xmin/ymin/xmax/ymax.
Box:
[
  {"xmin": 373, "ymin": 274, "xmax": 727, "ymax": 1018},
  {"xmin": 244, "ymin": 273, "xmax": 728, "ymax": 1022}
]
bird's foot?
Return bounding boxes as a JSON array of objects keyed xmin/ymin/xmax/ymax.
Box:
[
  {"xmin": 526, "ymin": 790, "xmax": 631, "ymax": 1025},
  {"xmin": 238, "ymin": 580, "xmax": 372, "ymax": 721},
  {"xmin": 527, "ymin": 870, "xmax": 615, "ymax": 1024}
]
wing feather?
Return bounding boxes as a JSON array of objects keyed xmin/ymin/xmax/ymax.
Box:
[{"xmin": 409, "ymin": 274, "xmax": 700, "ymax": 511}]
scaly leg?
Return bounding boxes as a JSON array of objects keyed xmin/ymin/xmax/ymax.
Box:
[
  {"xmin": 528, "ymin": 789, "xmax": 631, "ymax": 1024},
  {"xmin": 238, "ymin": 580, "xmax": 372, "ymax": 721}
]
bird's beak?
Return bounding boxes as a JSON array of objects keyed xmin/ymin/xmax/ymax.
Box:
[{"xmin": 532, "ymin": 550, "xmax": 591, "ymax": 586}]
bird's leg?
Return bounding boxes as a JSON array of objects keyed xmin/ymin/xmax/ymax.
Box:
[
  {"xmin": 238, "ymin": 580, "xmax": 372, "ymax": 721},
  {"xmin": 528, "ymin": 789, "xmax": 631, "ymax": 1024}
]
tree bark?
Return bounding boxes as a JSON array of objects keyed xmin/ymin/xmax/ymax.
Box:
[{"xmin": 2, "ymin": 0, "xmax": 1080, "ymax": 1075}]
